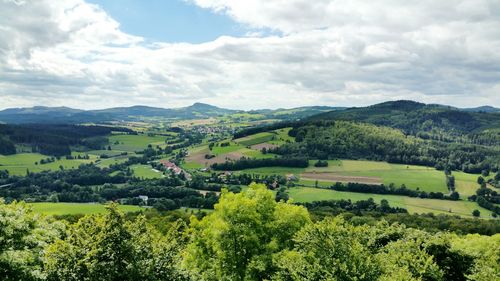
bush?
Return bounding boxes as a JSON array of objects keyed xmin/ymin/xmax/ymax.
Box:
[{"xmin": 314, "ymin": 160, "xmax": 329, "ymax": 167}]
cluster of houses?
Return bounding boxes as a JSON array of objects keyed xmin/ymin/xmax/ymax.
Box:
[
  {"xmin": 191, "ymin": 124, "xmax": 236, "ymax": 137},
  {"xmin": 159, "ymin": 160, "xmax": 183, "ymax": 175}
]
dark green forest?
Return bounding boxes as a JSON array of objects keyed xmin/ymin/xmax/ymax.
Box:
[
  {"xmin": 271, "ymin": 120, "xmax": 499, "ymax": 173},
  {"xmin": 0, "ymin": 124, "xmax": 132, "ymax": 156}
]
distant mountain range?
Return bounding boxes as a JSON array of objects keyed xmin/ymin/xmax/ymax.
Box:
[
  {"xmin": 461, "ymin": 106, "xmax": 500, "ymax": 113},
  {"xmin": 0, "ymin": 103, "xmax": 343, "ymax": 124},
  {"xmin": 0, "ymin": 101, "xmax": 497, "ymax": 125}
]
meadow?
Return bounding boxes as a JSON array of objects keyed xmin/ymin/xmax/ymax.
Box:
[
  {"xmin": 29, "ymin": 202, "xmax": 142, "ymax": 215},
  {"xmin": 0, "ymin": 153, "xmax": 97, "ymax": 176},
  {"xmin": 234, "ymin": 132, "xmax": 275, "ymax": 146},
  {"xmin": 130, "ymin": 164, "xmax": 164, "ymax": 179},
  {"xmin": 288, "ymin": 187, "xmax": 492, "ymax": 218},
  {"xmin": 108, "ymin": 133, "xmax": 167, "ymax": 152},
  {"xmin": 303, "ymin": 160, "xmax": 450, "ymax": 193}
]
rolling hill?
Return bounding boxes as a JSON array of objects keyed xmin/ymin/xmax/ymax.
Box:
[
  {"xmin": 0, "ymin": 103, "xmax": 341, "ymax": 124},
  {"xmin": 0, "ymin": 103, "xmax": 238, "ymax": 124},
  {"xmin": 309, "ymin": 100, "xmax": 500, "ymax": 139}
]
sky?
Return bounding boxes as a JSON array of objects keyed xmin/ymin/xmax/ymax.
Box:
[{"xmin": 0, "ymin": 0, "xmax": 499, "ymax": 110}]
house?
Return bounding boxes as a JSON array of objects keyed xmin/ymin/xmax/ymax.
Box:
[
  {"xmin": 159, "ymin": 160, "xmax": 183, "ymax": 175},
  {"xmin": 158, "ymin": 160, "xmax": 192, "ymax": 180},
  {"xmin": 138, "ymin": 195, "xmax": 148, "ymax": 205}
]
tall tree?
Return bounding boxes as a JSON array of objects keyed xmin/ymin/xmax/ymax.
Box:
[
  {"xmin": 183, "ymin": 183, "xmax": 311, "ymax": 280},
  {"xmin": 0, "ymin": 200, "xmax": 64, "ymax": 281},
  {"xmin": 44, "ymin": 204, "xmax": 188, "ymax": 281}
]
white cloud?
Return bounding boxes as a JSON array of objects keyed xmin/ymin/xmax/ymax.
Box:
[{"xmin": 0, "ymin": 0, "xmax": 499, "ymax": 110}]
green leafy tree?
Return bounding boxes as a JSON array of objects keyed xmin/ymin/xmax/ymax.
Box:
[
  {"xmin": 183, "ymin": 183, "xmax": 311, "ymax": 281},
  {"xmin": 44, "ymin": 204, "xmax": 188, "ymax": 281},
  {"xmin": 377, "ymin": 232, "xmax": 444, "ymax": 281},
  {"xmin": 477, "ymin": 176, "xmax": 485, "ymax": 185},
  {"xmin": 472, "ymin": 210, "xmax": 481, "ymax": 217},
  {"xmin": 451, "ymin": 233, "xmax": 500, "ymax": 281},
  {"xmin": 273, "ymin": 217, "xmax": 380, "ymax": 281},
  {"xmin": 0, "ymin": 200, "xmax": 64, "ymax": 281}
]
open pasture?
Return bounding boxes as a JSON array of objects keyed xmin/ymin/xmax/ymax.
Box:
[
  {"xmin": 288, "ymin": 187, "xmax": 492, "ymax": 218},
  {"xmin": 303, "ymin": 160, "xmax": 448, "ymax": 193},
  {"xmin": 211, "ymin": 141, "xmax": 245, "ymax": 155},
  {"xmin": 234, "ymin": 132, "xmax": 275, "ymax": 146},
  {"xmin": 108, "ymin": 133, "xmax": 167, "ymax": 152},
  {"xmin": 29, "ymin": 202, "xmax": 142, "ymax": 215},
  {"xmin": 184, "ymin": 141, "xmax": 276, "ymax": 168},
  {"xmin": 131, "ymin": 164, "xmax": 164, "ymax": 179},
  {"xmin": 268, "ymin": 128, "xmax": 295, "ymax": 145},
  {"xmin": 0, "ymin": 153, "xmax": 97, "ymax": 176}
]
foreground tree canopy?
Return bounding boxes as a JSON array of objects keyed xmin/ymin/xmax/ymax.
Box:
[{"xmin": 1, "ymin": 185, "xmax": 499, "ymax": 281}]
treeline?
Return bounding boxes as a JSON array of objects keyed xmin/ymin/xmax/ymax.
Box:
[
  {"xmin": 306, "ymin": 206, "xmax": 500, "ymax": 236},
  {"xmin": 0, "ymin": 124, "xmax": 133, "ymax": 156},
  {"xmin": 271, "ymin": 120, "xmax": 499, "ymax": 173},
  {"xmin": 211, "ymin": 157, "xmax": 308, "ymax": 170},
  {"xmin": 476, "ymin": 196, "xmax": 500, "ymax": 215},
  {"xmin": 190, "ymin": 173, "xmax": 289, "ymax": 191},
  {"xmin": 0, "ymin": 136, "xmax": 16, "ymax": 155},
  {"xmin": 1, "ymin": 184, "xmax": 498, "ymax": 281},
  {"xmin": 324, "ymin": 181, "xmax": 460, "ymax": 200},
  {"xmin": 299, "ymin": 198, "xmax": 407, "ymax": 214},
  {"xmin": 233, "ymin": 121, "xmax": 297, "ymax": 139},
  {"xmin": 0, "ymin": 164, "xmax": 217, "ymax": 209}
]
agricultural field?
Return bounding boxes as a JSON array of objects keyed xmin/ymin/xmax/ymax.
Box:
[
  {"xmin": 0, "ymin": 153, "xmax": 97, "ymax": 176},
  {"xmin": 29, "ymin": 202, "xmax": 142, "ymax": 215},
  {"xmin": 303, "ymin": 160, "xmax": 450, "ymax": 193},
  {"xmin": 183, "ymin": 128, "xmax": 296, "ymax": 169},
  {"xmin": 184, "ymin": 140, "xmax": 277, "ymax": 169},
  {"xmin": 95, "ymin": 155, "xmax": 131, "ymax": 168},
  {"xmin": 234, "ymin": 132, "xmax": 275, "ymax": 146},
  {"xmin": 288, "ymin": 187, "xmax": 492, "ymax": 218},
  {"xmin": 268, "ymin": 128, "xmax": 294, "ymax": 145},
  {"xmin": 108, "ymin": 133, "xmax": 168, "ymax": 152},
  {"xmin": 130, "ymin": 164, "xmax": 164, "ymax": 179},
  {"xmin": 454, "ymin": 171, "xmax": 492, "ymax": 198}
]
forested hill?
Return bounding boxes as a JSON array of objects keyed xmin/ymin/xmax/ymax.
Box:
[
  {"xmin": 0, "ymin": 103, "xmax": 237, "ymax": 124},
  {"xmin": 308, "ymin": 100, "xmax": 500, "ymax": 141},
  {"xmin": 271, "ymin": 121, "xmax": 500, "ymax": 173},
  {"xmin": 0, "ymin": 124, "xmax": 131, "ymax": 156},
  {"xmin": 0, "ymin": 103, "xmax": 340, "ymax": 124}
]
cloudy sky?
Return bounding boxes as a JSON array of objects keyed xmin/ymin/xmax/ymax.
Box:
[{"xmin": 0, "ymin": 0, "xmax": 499, "ymax": 110}]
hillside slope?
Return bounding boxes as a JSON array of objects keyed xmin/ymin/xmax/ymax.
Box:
[
  {"xmin": 309, "ymin": 101, "xmax": 500, "ymax": 141},
  {"xmin": 0, "ymin": 103, "xmax": 340, "ymax": 124}
]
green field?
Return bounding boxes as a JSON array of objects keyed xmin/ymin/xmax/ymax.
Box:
[
  {"xmin": 234, "ymin": 132, "xmax": 275, "ymax": 146},
  {"xmin": 211, "ymin": 142, "xmax": 245, "ymax": 155},
  {"xmin": 269, "ymin": 128, "xmax": 294, "ymax": 145},
  {"xmin": 29, "ymin": 202, "xmax": 142, "ymax": 215},
  {"xmin": 131, "ymin": 164, "xmax": 164, "ymax": 179},
  {"xmin": 108, "ymin": 134, "xmax": 167, "ymax": 152},
  {"xmin": 0, "ymin": 153, "xmax": 97, "ymax": 176},
  {"xmin": 95, "ymin": 155, "xmax": 131, "ymax": 168},
  {"xmin": 288, "ymin": 187, "xmax": 492, "ymax": 218},
  {"xmin": 304, "ymin": 160, "xmax": 449, "ymax": 193},
  {"xmin": 453, "ymin": 171, "xmax": 487, "ymax": 198},
  {"xmin": 240, "ymin": 148, "xmax": 276, "ymax": 159},
  {"xmin": 181, "ymin": 161, "xmax": 205, "ymax": 169},
  {"xmin": 236, "ymin": 166, "xmax": 306, "ymax": 175}
]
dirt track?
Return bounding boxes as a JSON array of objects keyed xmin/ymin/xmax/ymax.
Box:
[{"xmin": 300, "ymin": 172, "xmax": 383, "ymax": 185}]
